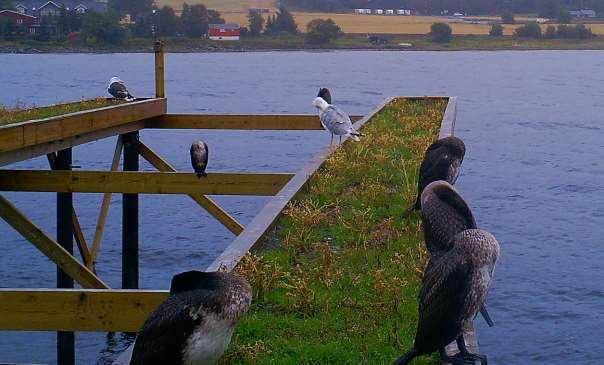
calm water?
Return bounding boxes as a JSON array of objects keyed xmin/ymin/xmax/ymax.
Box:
[{"xmin": 1, "ymin": 51, "xmax": 604, "ymax": 364}]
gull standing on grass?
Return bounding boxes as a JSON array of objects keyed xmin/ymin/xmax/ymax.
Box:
[
  {"xmin": 313, "ymin": 96, "xmax": 363, "ymax": 145},
  {"xmin": 107, "ymin": 77, "xmax": 135, "ymax": 101}
]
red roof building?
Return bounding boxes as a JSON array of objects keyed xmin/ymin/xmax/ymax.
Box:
[
  {"xmin": 0, "ymin": 9, "xmax": 37, "ymax": 26},
  {"xmin": 208, "ymin": 23, "xmax": 240, "ymax": 41}
]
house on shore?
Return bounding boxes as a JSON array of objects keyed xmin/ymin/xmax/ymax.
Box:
[
  {"xmin": 11, "ymin": 0, "xmax": 108, "ymax": 17},
  {"xmin": 208, "ymin": 23, "xmax": 240, "ymax": 41},
  {"xmin": 570, "ymin": 9, "xmax": 596, "ymax": 18},
  {"xmin": 0, "ymin": 9, "xmax": 37, "ymax": 33}
]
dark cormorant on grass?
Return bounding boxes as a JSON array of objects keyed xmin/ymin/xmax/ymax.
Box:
[
  {"xmin": 129, "ymin": 271, "xmax": 252, "ymax": 365},
  {"xmin": 420, "ymin": 180, "xmax": 494, "ymax": 327},
  {"xmin": 407, "ymin": 136, "xmax": 465, "ymax": 214},
  {"xmin": 393, "ymin": 229, "xmax": 499, "ymax": 365},
  {"xmin": 317, "ymin": 87, "xmax": 332, "ymax": 104},
  {"xmin": 190, "ymin": 140, "xmax": 209, "ymax": 178},
  {"xmin": 107, "ymin": 77, "xmax": 135, "ymax": 101}
]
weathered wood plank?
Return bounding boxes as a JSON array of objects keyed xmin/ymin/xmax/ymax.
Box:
[
  {"xmin": 206, "ymin": 98, "xmax": 393, "ymax": 272},
  {"xmin": 145, "ymin": 114, "xmax": 363, "ymax": 130},
  {"xmin": 0, "ymin": 120, "xmax": 146, "ymax": 167},
  {"xmin": 137, "ymin": 141, "xmax": 244, "ymax": 235},
  {"xmin": 0, "ymin": 289, "xmax": 167, "ymax": 332},
  {"xmin": 0, "ymin": 171, "xmax": 294, "ymax": 196},
  {"xmin": 90, "ymin": 136, "xmax": 123, "ymax": 270},
  {"xmin": 439, "ymin": 96, "xmax": 457, "ymax": 139},
  {"xmin": 0, "ymin": 195, "xmax": 109, "ymax": 289},
  {"xmin": 0, "ymin": 98, "xmax": 166, "ymax": 154}
]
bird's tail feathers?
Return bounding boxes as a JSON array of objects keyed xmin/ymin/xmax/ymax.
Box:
[
  {"xmin": 126, "ymin": 93, "xmax": 135, "ymax": 102},
  {"xmin": 350, "ymin": 134, "xmax": 361, "ymax": 142},
  {"xmin": 196, "ymin": 172, "xmax": 207, "ymax": 179},
  {"xmin": 392, "ymin": 349, "xmax": 418, "ymax": 365}
]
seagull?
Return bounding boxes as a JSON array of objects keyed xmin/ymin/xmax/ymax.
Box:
[
  {"xmin": 405, "ymin": 136, "xmax": 465, "ymax": 215},
  {"xmin": 129, "ymin": 271, "xmax": 252, "ymax": 365},
  {"xmin": 317, "ymin": 87, "xmax": 332, "ymax": 104},
  {"xmin": 313, "ymin": 96, "xmax": 363, "ymax": 145},
  {"xmin": 420, "ymin": 180, "xmax": 494, "ymax": 327},
  {"xmin": 190, "ymin": 140, "xmax": 209, "ymax": 178},
  {"xmin": 107, "ymin": 77, "xmax": 135, "ymax": 101},
  {"xmin": 393, "ymin": 229, "xmax": 499, "ymax": 365}
]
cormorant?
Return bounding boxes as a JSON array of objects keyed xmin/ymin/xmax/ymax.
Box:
[
  {"xmin": 408, "ymin": 136, "xmax": 466, "ymax": 213},
  {"xmin": 129, "ymin": 271, "xmax": 252, "ymax": 365},
  {"xmin": 313, "ymin": 97, "xmax": 363, "ymax": 145},
  {"xmin": 107, "ymin": 77, "xmax": 135, "ymax": 101},
  {"xmin": 190, "ymin": 140, "xmax": 209, "ymax": 178},
  {"xmin": 420, "ymin": 180, "xmax": 494, "ymax": 327},
  {"xmin": 393, "ymin": 229, "xmax": 499, "ymax": 365}
]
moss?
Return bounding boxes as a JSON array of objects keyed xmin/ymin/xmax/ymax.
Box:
[
  {"xmin": 0, "ymin": 98, "xmax": 122, "ymax": 126},
  {"xmin": 224, "ymin": 98, "xmax": 447, "ymax": 364}
]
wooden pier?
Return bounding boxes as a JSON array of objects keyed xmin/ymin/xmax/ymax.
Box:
[{"xmin": 0, "ymin": 44, "xmax": 475, "ymax": 364}]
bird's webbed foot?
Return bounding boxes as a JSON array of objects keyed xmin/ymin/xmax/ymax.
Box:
[{"xmin": 440, "ymin": 347, "xmax": 487, "ymax": 365}]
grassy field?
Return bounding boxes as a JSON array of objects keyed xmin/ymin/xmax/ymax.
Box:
[
  {"xmin": 222, "ymin": 12, "xmax": 604, "ymax": 35},
  {"xmin": 156, "ymin": 0, "xmax": 275, "ymax": 12},
  {"xmin": 0, "ymin": 99, "xmax": 121, "ymax": 125},
  {"xmin": 219, "ymin": 98, "xmax": 447, "ymax": 364}
]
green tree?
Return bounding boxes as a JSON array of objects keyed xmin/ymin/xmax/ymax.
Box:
[
  {"xmin": 57, "ymin": 8, "xmax": 83, "ymax": 36},
  {"xmin": 181, "ymin": 3, "xmax": 224, "ymax": 37},
  {"xmin": 305, "ymin": 18, "xmax": 342, "ymax": 44},
  {"xmin": 489, "ymin": 23, "xmax": 504, "ymax": 36},
  {"xmin": 157, "ymin": 6, "xmax": 178, "ymax": 36},
  {"xmin": 514, "ymin": 21, "xmax": 542, "ymax": 38},
  {"xmin": 429, "ymin": 22, "xmax": 452, "ymax": 43},
  {"xmin": 0, "ymin": 18, "xmax": 15, "ymax": 40},
  {"xmin": 81, "ymin": 11, "xmax": 126, "ymax": 45},
  {"xmin": 501, "ymin": 11, "xmax": 515, "ymax": 24},
  {"xmin": 248, "ymin": 9, "xmax": 264, "ymax": 36},
  {"xmin": 266, "ymin": 6, "xmax": 298, "ymax": 35},
  {"xmin": 108, "ymin": 0, "xmax": 153, "ymax": 17}
]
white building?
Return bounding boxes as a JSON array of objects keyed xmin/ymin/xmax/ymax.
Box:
[
  {"xmin": 375, "ymin": 9, "xmax": 383, "ymax": 15},
  {"xmin": 386, "ymin": 9, "xmax": 394, "ymax": 15}
]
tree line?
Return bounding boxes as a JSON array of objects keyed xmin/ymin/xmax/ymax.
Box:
[{"xmin": 281, "ymin": 0, "xmax": 604, "ymax": 16}]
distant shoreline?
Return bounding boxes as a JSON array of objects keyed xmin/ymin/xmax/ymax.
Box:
[{"xmin": 2, "ymin": 34, "xmax": 604, "ymax": 53}]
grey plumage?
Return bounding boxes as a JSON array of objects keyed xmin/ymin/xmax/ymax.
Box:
[
  {"xmin": 130, "ymin": 271, "xmax": 252, "ymax": 365},
  {"xmin": 190, "ymin": 140, "xmax": 209, "ymax": 178},
  {"xmin": 313, "ymin": 97, "xmax": 363, "ymax": 144},
  {"xmin": 411, "ymin": 136, "xmax": 466, "ymax": 212},
  {"xmin": 107, "ymin": 77, "xmax": 134, "ymax": 101},
  {"xmin": 393, "ymin": 229, "xmax": 499, "ymax": 365}
]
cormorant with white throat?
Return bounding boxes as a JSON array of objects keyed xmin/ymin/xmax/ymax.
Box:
[
  {"xmin": 129, "ymin": 271, "xmax": 252, "ymax": 365},
  {"xmin": 393, "ymin": 229, "xmax": 499, "ymax": 365}
]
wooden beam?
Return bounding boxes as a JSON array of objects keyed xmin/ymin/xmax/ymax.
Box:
[
  {"xmin": 206, "ymin": 98, "xmax": 395, "ymax": 272},
  {"xmin": 47, "ymin": 153, "xmax": 92, "ymax": 269},
  {"xmin": 154, "ymin": 41, "xmax": 165, "ymax": 98},
  {"xmin": 0, "ymin": 171, "xmax": 294, "ymax": 196},
  {"xmin": 90, "ymin": 136, "xmax": 123, "ymax": 270},
  {"xmin": 0, "ymin": 98, "xmax": 166, "ymax": 155},
  {"xmin": 145, "ymin": 114, "xmax": 363, "ymax": 130},
  {"xmin": 137, "ymin": 141, "xmax": 244, "ymax": 235},
  {"xmin": 0, "ymin": 289, "xmax": 167, "ymax": 332},
  {"xmin": 0, "ymin": 120, "xmax": 145, "ymax": 167},
  {"xmin": 0, "ymin": 194, "xmax": 109, "ymax": 289}
]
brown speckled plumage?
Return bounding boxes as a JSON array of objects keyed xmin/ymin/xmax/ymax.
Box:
[{"xmin": 420, "ymin": 180, "xmax": 476, "ymax": 254}]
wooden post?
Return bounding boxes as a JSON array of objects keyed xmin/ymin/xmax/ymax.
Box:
[
  {"xmin": 55, "ymin": 148, "xmax": 74, "ymax": 365},
  {"xmin": 122, "ymin": 132, "xmax": 139, "ymax": 290},
  {"xmin": 154, "ymin": 41, "xmax": 165, "ymax": 98}
]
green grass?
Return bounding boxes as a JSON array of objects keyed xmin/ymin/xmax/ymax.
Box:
[
  {"xmin": 0, "ymin": 98, "xmax": 122, "ymax": 126},
  {"xmin": 221, "ymin": 98, "xmax": 447, "ymax": 365}
]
